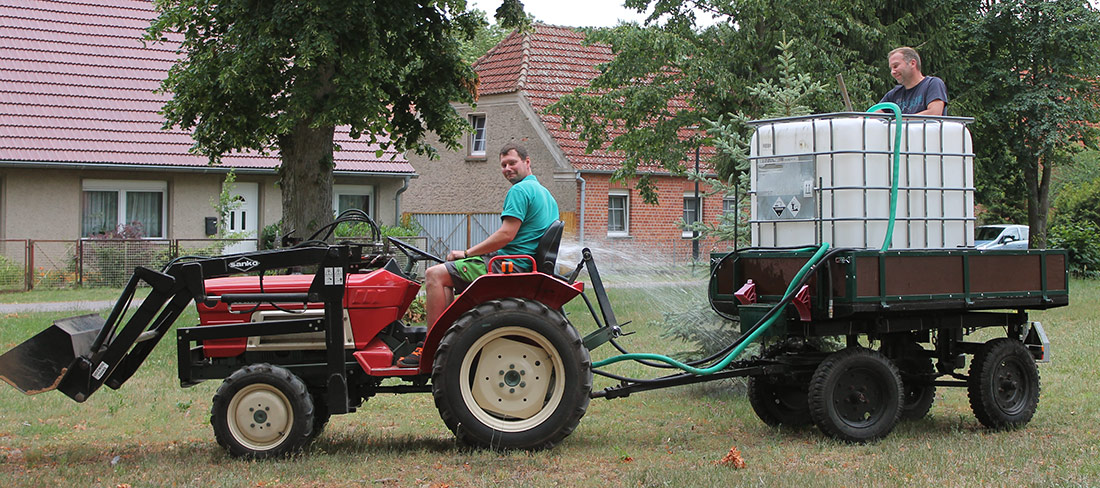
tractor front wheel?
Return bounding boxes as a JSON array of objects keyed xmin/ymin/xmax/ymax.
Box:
[
  {"xmin": 211, "ymin": 364, "xmax": 314, "ymax": 459},
  {"xmin": 432, "ymin": 298, "xmax": 592, "ymax": 450}
]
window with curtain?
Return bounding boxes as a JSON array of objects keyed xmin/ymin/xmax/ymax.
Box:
[
  {"xmin": 683, "ymin": 195, "xmax": 701, "ymax": 237},
  {"xmin": 81, "ymin": 180, "xmax": 166, "ymax": 237},
  {"xmin": 332, "ymin": 184, "xmax": 374, "ymax": 219},
  {"xmin": 608, "ymin": 192, "xmax": 628, "ymax": 236}
]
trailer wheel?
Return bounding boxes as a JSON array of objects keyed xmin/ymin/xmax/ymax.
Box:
[
  {"xmin": 748, "ymin": 376, "xmax": 812, "ymax": 427},
  {"xmin": 432, "ymin": 298, "xmax": 592, "ymax": 450},
  {"xmin": 888, "ymin": 341, "xmax": 936, "ymax": 421},
  {"xmin": 967, "ymin": 338, "xmax": 1040, "ymax": 429},
  {"xmin": 747, "ymin": 342, "xmax": 815, "ymax": 427},
  {"xmin": 211, "ymin": 364, "xmax": 314, "ymax": 458},
  {"xmin": 808, "ymin": 348, "xmax": 903, "ymax": 442}
]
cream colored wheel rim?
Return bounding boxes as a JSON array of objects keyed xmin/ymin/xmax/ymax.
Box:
[
  {"xmin": 227, "ymin": 383, "xmax": 293, "ymax": 451},
  {"xmin": 459, "ymin": 326, "xmax": 564, "ymax": 432}
]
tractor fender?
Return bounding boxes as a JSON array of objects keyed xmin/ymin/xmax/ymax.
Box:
[{"xmin": 418, "ymin": 272, "xmax": 583, "ymax": 374}]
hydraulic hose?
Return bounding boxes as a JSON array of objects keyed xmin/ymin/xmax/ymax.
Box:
[
  {"xmin": 865, "ymin": 102, "xmax": 903, "ymax": 251},
  {"xmin": 591, "ymin": 242, "xmax": 831, "ymax": 375}
]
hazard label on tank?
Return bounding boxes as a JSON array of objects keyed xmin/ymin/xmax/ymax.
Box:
[
  {"xmin": 772, "ymin": 198, "xmax": 786, "ymax": 217},
  {"xmin": 788, "ymin": 197, "xmax": 801, "ymax": 217}
]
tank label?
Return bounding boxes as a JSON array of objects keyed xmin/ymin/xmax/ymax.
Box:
[{"xmin": 757, "ymin": 155, "xmax": 815, "ymax": 221}]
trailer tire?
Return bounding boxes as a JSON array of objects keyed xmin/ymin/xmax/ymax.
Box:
[
  {"xmin": 889, "ymin": 341, "xmax": 936, "ymax": 421},
  {"xmin": 747, "ymin": 342, "xmax": 815, "ymax": 427},
  {"xmin": 432, "ymin": 298, "xmax": 592, "ymax": 450},
  {"xmin": 211, "ymin": 364, "xmax": 314, "ymax": 459},
  {"xmin": 967, "ymin": 338, "xmax": 1040, "ymax": 429},
  {"xmin": 808, "ymin": 347, "xmax": 903, "ymax": 442},
  {"xmin": 748, "ymin": 376, "xmax": 812, "ymax": 427}
]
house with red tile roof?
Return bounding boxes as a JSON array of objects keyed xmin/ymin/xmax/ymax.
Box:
[
  {"xmin": 403, "ymin": 24, "xmax": 728, "ymax": 260},
  {"xmin": 0, "ymin": 0, "xmax": 416, "ymax": 249}
]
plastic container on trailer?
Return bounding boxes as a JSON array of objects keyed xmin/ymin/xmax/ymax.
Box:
[{"xmin": 748, "ymin": 113, "xmax": 974, "ymax": 249}]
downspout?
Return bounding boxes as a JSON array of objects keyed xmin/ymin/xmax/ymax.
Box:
[
  {"xmin": 394, "ymin": 176, "xmax": 410, "ymax": 226},
  {"xmin": 575, "ymin": 171, "xmax": 586, "ymax": 246}
]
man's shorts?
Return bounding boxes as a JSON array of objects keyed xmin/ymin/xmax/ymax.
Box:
[{"xmin": 444, "ymin": 255, "xmax": 500, "ymax": 293}]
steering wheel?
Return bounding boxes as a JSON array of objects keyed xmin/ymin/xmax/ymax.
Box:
[{"xmin": 388, "ymin": 236, "xmax": 445, "ymax": 266}]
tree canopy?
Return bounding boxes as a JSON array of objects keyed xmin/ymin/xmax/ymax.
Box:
[
  {"xmin": 148, "ymin": 0, "xmax": 484, "ymax": 237},
  {"xmin": 550, "ymin": 0, "xmax": 969, "ymax": 202},
  {"xmin": 956, "ymin": 0, "xmax": 1100, "ymax": 246}
]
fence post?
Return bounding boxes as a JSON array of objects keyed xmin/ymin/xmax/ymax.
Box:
[
  {"xmin": 25, "ymin": 239, "xmax": 33, "ymax": 291},
  {"xmin": 77, "ymin": 239, "xmax": 84, "ymax": 287}
]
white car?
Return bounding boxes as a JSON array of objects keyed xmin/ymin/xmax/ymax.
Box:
[{"xmin": 976, "ymin": 224, "xmax": 1029, "ymax": 250}]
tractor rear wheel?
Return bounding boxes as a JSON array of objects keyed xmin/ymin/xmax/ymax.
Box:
[
  {"xmin": 808, "ymin": 347, "xmax": 903, "ymax": 442},
  {"xmin": 967, "ymin": 338, "xmax": 1039, "ymax": 429},
  {"xmin": 211, "ymin": 364, "xmax": 314, "ymax": 459},
  {"xmin": 432, "ymin": 298, "xmax": 592, "ymax": 450}
]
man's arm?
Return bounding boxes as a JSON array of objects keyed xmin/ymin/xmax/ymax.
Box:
[
  {"xmin": 917, "ymin": 99, "xmax": 945, "ymax": 116},
  {"xmin": 445, "ymin": 216, "xmax": 522, "ymax": 261}
]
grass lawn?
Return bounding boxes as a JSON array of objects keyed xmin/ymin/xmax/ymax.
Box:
[{"xmin": 0, "ymin": 279, "xmax": 1097, "ymax": 487}]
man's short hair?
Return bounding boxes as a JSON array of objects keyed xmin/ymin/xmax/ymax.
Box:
[
  {"xmin": 500, "ymin": 142, "xmax": 528, "ymax": 160},
  {"xmin": 889, "ymin": 46, "xmax": 922, "ymax": 72}
]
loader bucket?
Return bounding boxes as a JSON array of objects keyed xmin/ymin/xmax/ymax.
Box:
[{"xmin": 0, "ymin": 314, "xmax": 105, "ymax": 395}]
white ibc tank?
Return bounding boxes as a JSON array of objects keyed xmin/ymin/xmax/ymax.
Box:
[{"xmin": 750, "ymin": 113, "xmax": 974, "ymax": 249}]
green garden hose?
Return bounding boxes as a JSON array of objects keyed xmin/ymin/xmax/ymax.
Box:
[
  {"xmin": 865, "ymin": 102, "xmax": 903, "ymax": 251},
  {"xmin": 592, "ymin": 242, "xmax": 831, "ymax": 375}
]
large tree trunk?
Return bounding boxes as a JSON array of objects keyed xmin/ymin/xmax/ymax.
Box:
[
  {"xmin": 277, "ymin": 123, "xmax": 336, "ymax": 243},
  {"xmin": 1022, "ymin": 152, "xmax": 1052, "ymax": 249}
]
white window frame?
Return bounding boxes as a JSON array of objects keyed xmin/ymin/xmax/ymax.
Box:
[
  {"xmin": 608, "ymin": 190, "xmax": 629, "ymax": 237},
  {"xmin": 332, "ymin": 184, "xmax": 375, "ymax": 217},
  {"xmin": 468, "ymin": 114, "xmax": 487, "ymax": 157},
  {"xmin": 683, "ymin": 193, "xmax": 702, "ymax": 238},
  {"xmin": 81, "ymin": 179, "xmax": 167, "ymax": 238},
  {"xmin": 722, "ymin": 197, "xmax": 737, "ymax": 216}
]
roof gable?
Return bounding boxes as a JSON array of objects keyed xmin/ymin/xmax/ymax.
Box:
[
  {"xmin": 474, "ymin": 24, "xmax": 712, "ymax": 174},
  {"xmin": 0, "ymin": 0, "xmax": 411, "ymax": 174}
]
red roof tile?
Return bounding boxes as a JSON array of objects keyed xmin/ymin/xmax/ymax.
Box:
[
  {"xmin": 474, "ymin": 24, "xmax": 713, "ymax": 173},
  {"xmin": 0, "ymin": 0, "xmax": 410, "ymax": 174}
]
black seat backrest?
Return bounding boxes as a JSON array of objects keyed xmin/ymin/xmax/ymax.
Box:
[{"xmin": 534, "ymin": 220, "xmax": 564, "ymax": 275}]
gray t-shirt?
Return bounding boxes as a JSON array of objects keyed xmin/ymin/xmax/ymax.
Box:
[{"xmin": 880, "ymin": 76, "xmax": 948, "ymax": 115}]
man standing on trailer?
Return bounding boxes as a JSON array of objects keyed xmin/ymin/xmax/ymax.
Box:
[
  {"xmin": 880, "ymin": 46, "xmax": 948, "ymax": 115},
  {"xmin": 398, "ymin": 142, "xmax": 559, "ymax": 367}
]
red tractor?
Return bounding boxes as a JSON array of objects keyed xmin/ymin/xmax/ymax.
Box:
[{"xmin": 0, "ymin": 211, "xmax": 616, "ymax": 458}]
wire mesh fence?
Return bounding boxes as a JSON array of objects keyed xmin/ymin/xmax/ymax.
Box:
[
  {"xmin": 1, "ymin": 237, "xmax": 436, "ymax": 292},
  {"xmin": 0, "ymin": 240, "xmax": 29, "ymax": 292}
]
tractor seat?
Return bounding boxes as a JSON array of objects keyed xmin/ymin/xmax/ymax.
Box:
[{"xmin": 533, "ymin": 220, "xmax": 564, "ymax": 275}]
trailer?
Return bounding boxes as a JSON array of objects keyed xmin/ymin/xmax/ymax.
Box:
[{"xmin": 590, "ymin": 111, "xmax": 1066, "ymax": 442}]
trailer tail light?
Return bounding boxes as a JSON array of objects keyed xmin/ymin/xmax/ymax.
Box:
[{"xmin": 1023, "ymin": 321, "xmax": 1051, "ymax": 363}]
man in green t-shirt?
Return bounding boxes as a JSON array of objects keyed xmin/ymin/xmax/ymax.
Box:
[{"xmin": 398, "ymin": 142, "xmax": 559, "ymax": 367}]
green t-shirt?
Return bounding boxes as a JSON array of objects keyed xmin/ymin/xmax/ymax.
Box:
[{"xmin": 498, "ymin": 175, "xmax": 559, "ymax": 271}]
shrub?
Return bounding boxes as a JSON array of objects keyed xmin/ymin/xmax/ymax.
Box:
[{"xmin": 1048, "ymin": 221, "xmax": 1100, "ymax": 278}]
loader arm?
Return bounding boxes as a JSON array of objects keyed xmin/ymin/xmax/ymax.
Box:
[{"xmin": 0, "ymin": 243, "xmax": 364, "ymax": 406}]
